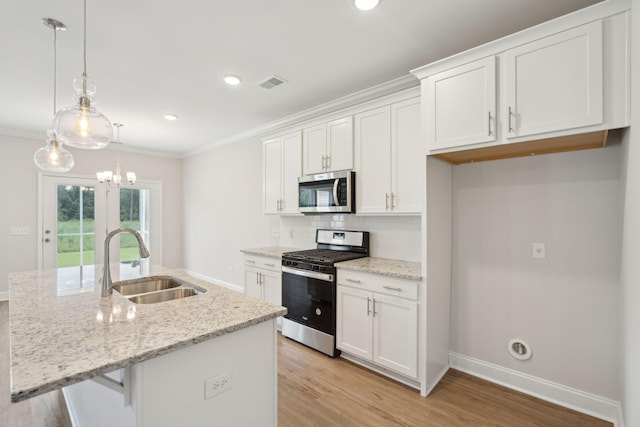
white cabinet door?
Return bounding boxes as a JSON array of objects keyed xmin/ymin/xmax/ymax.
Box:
[
  {"xmin": 354, "ymin": 106, "xmax": 391, "ymax": 214},
  {"xmin": 373, "ymin": 294, "xmax": 418, "ymax": 379},
  {"xmin": 425, "ymin": 56, "xmax": 496, "ymax": 151},
  {"xmin": 326, "ymin": 117, "xmax": 353, "ymax": 172},
  {"xmin": 244, "ymin": 268, "xmax": 262, "ymax": 300},
  {"xmin": 505, "ymin": 20, "xmax": 603, "ymax": 138},
  {"xmin": 263, "ymin": 138, "xmax": 282, "ymax": 214},
  {"xmin": 337, "ymin": 286, "xmax": 373, "ymax": 360},
  {"xmin": 302, "ymin": 124, "xmax": 327, "ymax": 175},
  {"xmin": 262, "ymin": 270, "xmax": 282, "ymax": 307},
  {"xmin": 281, "ymin": 132, "xmax": 302, "ymax": 214},
  {"xmin": 391, "ymin": 97, "xmax": 422, "ymax": 214}
]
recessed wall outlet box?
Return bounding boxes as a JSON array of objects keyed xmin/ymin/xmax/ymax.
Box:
[
  {"xmin": 271, "ymin": 227, "xmax": 279, "ymax": 238},
  {"xmin": 508, "ymin": 338, "xmax": 532, "ymax": 361},
  {"xmin": 205, "ymin": 371, "xmax": 232, "ymax": 400},
  {"xmin": 10, "ymin": 227, "xmax": 29, "ymax": 236},
  {"xmin": 532, "ymin": 242, "xmax": 546, "ymax": 259}
]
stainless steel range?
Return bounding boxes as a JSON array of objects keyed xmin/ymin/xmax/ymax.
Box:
[{"xmin": 281, "ymin": 229, "xmax": 369, "ymax": 357}]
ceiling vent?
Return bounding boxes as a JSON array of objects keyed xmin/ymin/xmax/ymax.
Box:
[{"xmin": 258, "ymin": 75, "xmax": 287, "ymax": 89}]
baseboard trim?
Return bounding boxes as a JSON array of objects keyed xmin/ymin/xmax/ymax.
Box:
[
  {"xmin": 182, "ymin": 270, "xmax": 244, "ymax": 293},
  {"xmin": 0, "ymin": 291, "xmax": 8, "ymax": 301},
  {"xmin": 339, "ymin": 352, "xmax": 420, "ymax": 390},
  {"xmin": 449, "ymin": 352, "xmax": 621, "ymax": 426}
]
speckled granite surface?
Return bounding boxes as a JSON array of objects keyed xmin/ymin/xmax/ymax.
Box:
[
  {"xmin": 8, "ymin": 265, "xmax": 286, "ymax": 402},
  {"xmin": 240, "ymin": 246, "xmax": 304, "ymax": 259},
  {"xmin": 336, "ymin": 257, "xmax": 422, "ymax": 280}
]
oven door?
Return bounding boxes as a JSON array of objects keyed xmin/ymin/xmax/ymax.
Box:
[{"xmin": 281, "ymin": 267, "xmax": 336, "ymax": 335}]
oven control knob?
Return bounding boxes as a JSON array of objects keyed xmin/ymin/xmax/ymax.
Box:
[{"xmin": 312, "ymin": 265, "xmax": 319, "ymax": 271}]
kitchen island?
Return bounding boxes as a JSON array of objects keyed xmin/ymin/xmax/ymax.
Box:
[{"xmin": 9, "ymin": 264, "xmax": 286, "ymax": 427}]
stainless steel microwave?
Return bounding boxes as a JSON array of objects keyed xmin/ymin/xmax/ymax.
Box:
[{"xmin": 298, "ymin": 170, "xmax": 355, "ymax": 214}]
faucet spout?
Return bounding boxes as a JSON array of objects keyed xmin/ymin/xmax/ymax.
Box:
[{"xmin": 101, "ymin": 228, "xmax": 151, "ymax": 297}]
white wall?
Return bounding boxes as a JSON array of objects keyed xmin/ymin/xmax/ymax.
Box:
[
  {"xmin": 0, "ymin": 135, "xmax": 184, "ymax": 295},
  {"xmin": 620, "ymin": 0, "xmax": 640, "ymax": 423},
  {"xmin": 450, "ymin": 141, "xmax": 623, "ymax": 400},
  {"xmin": 182, "ymin": 137, "xmax": 278, "ymax": 286}
]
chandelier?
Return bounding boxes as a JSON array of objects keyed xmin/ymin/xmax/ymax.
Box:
[{"xmin": 96, "ymin": 123, "xmax": 136, "ymax": 187}]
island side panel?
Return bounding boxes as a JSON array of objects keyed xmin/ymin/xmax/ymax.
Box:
[{"xmin": 136, "ymin": 319, "xmax": 277, "ymax": 427}]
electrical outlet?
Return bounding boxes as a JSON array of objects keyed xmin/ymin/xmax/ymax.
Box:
[
  {"xmin": 532, "ymin": 242, "xmax": 546, "ymax": 259},
  {"xmin": 205, "ymin": 372, "xmax": 232, "ymax": 400}
]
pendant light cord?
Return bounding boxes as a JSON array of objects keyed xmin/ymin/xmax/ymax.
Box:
[
  {"xmin": 83, "ymin": 0, "xmax": 87, "ymax": 75},
  {"xmin": 53, "ymin": 28, "xmax": 57, "ymax": 116}
]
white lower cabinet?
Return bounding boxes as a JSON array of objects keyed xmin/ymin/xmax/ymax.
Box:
[
  {"xmin": 337, "ymin": 269, "xmax": 418, "ymax": 380},
  {"xmin": 244, "ymin": 255, "xmax": 282, "ymax": 328}
]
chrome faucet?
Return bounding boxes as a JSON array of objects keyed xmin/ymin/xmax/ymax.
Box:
[{"xmin": 101, "ymin": 228, "xmax": 150, "ymax": 297}]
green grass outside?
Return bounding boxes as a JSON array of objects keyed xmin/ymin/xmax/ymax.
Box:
[{"xmin": 57, "ymin": 247, "xmax": 141, "ymax": 268}]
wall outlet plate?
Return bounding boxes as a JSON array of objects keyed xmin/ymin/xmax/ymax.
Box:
[
  {"xmin": 205, "ymin": 371, "xmax": 232, "ymax": 400},
  {"xmin": 10, "ymin": 226, "xmax": 29, "ymax": 236}
]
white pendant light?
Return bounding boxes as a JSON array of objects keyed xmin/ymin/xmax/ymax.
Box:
[
  {"xmin": 96, "ymin": 123, "xmax": 137, "ymax": 187},
  {"xmin": 34, "ymin": 18, "xmax": 74, "ymax": 172},
  {"xmin": 53, "ymin": 0, "xmax": 112, "ymax": 149}
]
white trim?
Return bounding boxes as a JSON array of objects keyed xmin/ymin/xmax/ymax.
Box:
[
  {"xmin": 339, "ymin": 352, "xmax": 421, "ymax": 390},
  {"xmin": 182, "ymin": 270, "xmax": 243, "ymax": 293},
  {"xmin": 0, "ymin": 291, "xmax": 8, "ymax": 301},
  {"xmin": 186, "ymin": 75, "xmax": 419, "ymax": 157},
  {"xmin": 61, "ymin": 388, "xmax": 79, "ymax": 427},
  {"xmin": 423, "ymin": 365, "xmax": 449, "ymax": 396},
  {"xmin": 411, "ymin": 0, "xmax": 631, "ymax": 79},
  {"xmin": 449, "ymin": 351, "xmax": 622, "ymax": 426}
]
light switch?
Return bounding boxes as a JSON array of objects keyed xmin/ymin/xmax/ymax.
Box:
[
  {"xmin": 10, "ymin": 227, "xmax": 29, "ymax": 236},
  {"xmin": 532, "ymin": 242, "xmax": 546, "ymax": 259}
]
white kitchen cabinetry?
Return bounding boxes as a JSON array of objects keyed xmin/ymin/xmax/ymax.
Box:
[
  {"xmin": 302, "ymin": 117, "xmax": 353, "ymax": 174},
  {"xmin": 424, "ymin": 56, "xmax": 496, "ymax": 151},
  {"xmin": 244, "ymin": 255, "xmax": 282, "ymax": 308},
  {"xmin": 337, "ymin": 269, "xmax": 418, "ymax": 380},
  {"xmin": 263, "ymin": 131, "xmax": 301, "ymax": 214},
  {"xmin": 504, "ymin": 20, "xmax": 603, "ymax": 139},
  {"xmin": 415, "ymin": 12, "xmax": 629, "ymax": 162},
  {"xmin": 354, "ymin": 97, "xmax": 422, "ymax": 214}
]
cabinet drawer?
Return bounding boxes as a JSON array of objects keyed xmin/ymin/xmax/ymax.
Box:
[
  {"xmin": 337, "ymin": 269, "xmax": 419, "ymax": 300},
  {"xmin": 244, "ymin": 255, "xmax": 281, "ymax": 272}
]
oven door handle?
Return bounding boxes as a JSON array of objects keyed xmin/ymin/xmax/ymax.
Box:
[{"xmin": 282, "ymin": 266, "xmax": 334, "ymax": 282}]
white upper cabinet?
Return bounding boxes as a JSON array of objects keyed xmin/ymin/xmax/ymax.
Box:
[
  {"xmin": 262, "ymin": 131, "xmax": 301, "ymax": 214},
  {"xmin": 504, "ymin": 20, "xmax": 603, "ymax": 138},
  {"xmin": 303, "ymin": 117, "xmax": 353, "ymax": 174},
  {"xmin": 425, "ymin": 56, "xmax": 496, "ymax": 151},
  {"xmin": 355, "ymin": 97, "xmax": 422, "ymax": 214}
]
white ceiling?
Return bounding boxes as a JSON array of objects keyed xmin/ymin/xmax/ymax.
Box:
[{"xmin": 1, "ymin": 0, "xmax": 602, "ymax": 157}]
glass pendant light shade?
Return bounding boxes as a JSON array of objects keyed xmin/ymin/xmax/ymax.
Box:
[
  {"xmin": 34, "ymin": 130, "xmax": 75, "ymax": 172},
  {"xmin": 54, "ymin": 74, "xmax": 112, "ymax": 149}
]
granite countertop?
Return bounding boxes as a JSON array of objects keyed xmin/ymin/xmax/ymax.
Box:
[
  {"xmin": 240, "ymin": 246, "xmax": 303, "ymax": 259},
  {"xmin": 336, "ymin": 257, "xmax": 422, "ymax": 281},
  {"xmin": 9, "ymin": 265, "xmax": 286, "ymax": 403}
]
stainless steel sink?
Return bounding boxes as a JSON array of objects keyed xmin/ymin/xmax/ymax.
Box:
[
  {"xmin": 128, "ymin": 287, "xmax": 205, "ymax": 304},
  {"xmin": 112, "ymin": 276, "xmax": 184, "ymax": 296}
]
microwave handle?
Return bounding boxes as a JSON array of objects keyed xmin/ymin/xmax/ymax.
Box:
[{"xmin": 333, "ymin": 179, "xmax": 340, "ymax": 206}]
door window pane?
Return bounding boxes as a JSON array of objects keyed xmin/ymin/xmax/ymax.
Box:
[
  {"xmin": 56, "ymin": 185, "xmax": 95, "ymax": 268},
  {"xmin": 120, "ymin": 188, "xmax": 150, "ymax": 263}
]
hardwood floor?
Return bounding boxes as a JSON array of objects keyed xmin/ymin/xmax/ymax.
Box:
[
  {"xmin": 278, "ymin": 334, "xmax": 611, "ymax": 427},
  {"xmin": 0, "ymin": 299, "xmax": 610, "ymax": 426},
  {"xmin": 0, "ymin": 302, "xmax": 72, "ymax": 427}
]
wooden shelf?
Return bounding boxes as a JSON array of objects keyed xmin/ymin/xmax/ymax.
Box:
[{"xmin": 431, "ymin": 130, "xmax": 608, "ymax": 165}]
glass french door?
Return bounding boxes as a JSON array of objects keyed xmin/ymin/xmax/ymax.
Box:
[{"xmin": 39, "ymin": 174, "xmax": 161, "ymax": 291}]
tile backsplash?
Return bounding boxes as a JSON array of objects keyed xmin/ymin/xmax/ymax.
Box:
[{"xmin": 279, "ymin": 215, "xmax": 421, "ymax": 262}]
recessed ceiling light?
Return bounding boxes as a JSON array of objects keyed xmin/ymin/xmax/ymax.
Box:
[
  {"xmin": 163, "ymin": 114, "xmax": 178, "ymax": 121},
  {"xmin": 224, "ymin": 75, "xmax": 242, "ymax": 86},
  {"xmin": 354, "ymin": 0, "xmax": 379, "ymax": 11}
]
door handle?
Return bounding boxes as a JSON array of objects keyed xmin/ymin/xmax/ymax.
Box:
[
  {"xmin": 385, "ymin": 193, "xmax": 389, "ymax": 210},
  {"xmin": 372, "ymin": 298, "xmax": 377, "ymax": 317},
  {"xmin": 367, "ymin": 297, "xmax": 371, "ymax": 315},
  {"xmin": 390, "ymin": 193, "xmax": 395, "ymax": 210},
  {"xmin": 44, "ymin": 238, "xmax": 51, "ymax": 243},
  {"xmin": 333, "ymin": 179, "xmax": 340, "ymax": 206},
  {"xmin": 508, "ymin": 107, "xmax": 515, "ymax": 133}
]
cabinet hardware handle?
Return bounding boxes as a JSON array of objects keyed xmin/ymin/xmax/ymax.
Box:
[
  {"xmin": 346, "ymin": 278, "xmax": 361, "ymax": 283},
  {"xmin": 373, "ymin": 299, "xmax": 377, "ymax": 317},
  {"xmin": 488, "ymin": 111, "xmax": 493, "ymax": 136},
  {"xmin": 508, "ymin": 107, "xmax": 515, "ymax": 133},
  {"xmin": 367, "ymin": 297, "xmax": 371, "ymax": 315},
  {"xmin": 265, "ymin": 263, "xmax": 275, "ymax": 267},
  {"xmin": 326, "ymin": 156, "xmax": 331, "ymax": 168},
  {"xmin": 247, "ymin": 260, "xmax": 256, "ymax": 264},
  {"xmin": 322, "ymin": 155, "xmax": 326, "ymax": 169},
  {"xmin": 390, "ymin": 193, "xmax": 395, "ymax": 209},
  {"xmin": 278, "ymin": 199, "xmax": 282, "ymax": 211},
  {"xmin": 257, "ymin": 272, "xmax": 261, "ymax": 286},
  {"xmin": 385, "ymin": 193, "xmax": 389, "ymax": 210},
  {"xmin": 383, "ymin": 286, "xmax": 402, "ymax": 292}
]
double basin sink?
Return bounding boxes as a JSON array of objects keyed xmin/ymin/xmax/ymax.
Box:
[{"xmin": 113, "ymin": 276, "xmax": 206, "ymax": 304}]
